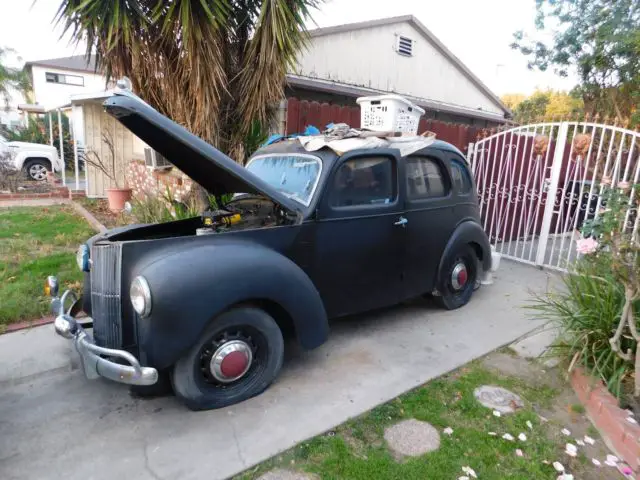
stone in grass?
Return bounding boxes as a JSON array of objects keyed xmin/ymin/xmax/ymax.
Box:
[
  {"xmin": 257, "ymin": 469, "xmax": 318, "ymax": 480},
  {"xmin": 474, "ymin": 385, "xmax": 524, "ymax": 414},
  {"xmin": 384, "ymin": 419, "xmax": 440, "ymax": 458}
]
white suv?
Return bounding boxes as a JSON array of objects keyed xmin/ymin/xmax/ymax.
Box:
[{"xmin": 0, "ymin": 134, "xmax": 63, "ymax": 181}]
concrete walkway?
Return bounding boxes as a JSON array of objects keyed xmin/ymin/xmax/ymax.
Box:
[{"xmin": 0, "ymin": 261, "xmax": 556, "ymax": 480}]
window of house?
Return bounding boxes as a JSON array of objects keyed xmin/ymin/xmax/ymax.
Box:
[
  {"xmin": 450, "ymin": 159, "xmax": 472, "ymax": 194},
  {"xmin": 406, "ymin": 157, "xmax": 449, "ymax": 199},
  {"xmin": 45, "ymin": 72, "xmax": 85, "ymax": 86},
  {"xmin": 396, "ymin": 35, "xmax": 413, "ymax": 56},
  {"xmin": 331, "ymin": 157, "xmax": 396, "ymax": 207}
]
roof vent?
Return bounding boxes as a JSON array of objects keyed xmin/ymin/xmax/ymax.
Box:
[{"xmin": 396, "ymin": 35, "xmax": 413, "ymax": 57}]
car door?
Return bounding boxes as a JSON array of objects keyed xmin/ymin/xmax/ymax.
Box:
[
  {"xmin": 403, "ymin": 151, "xmax": 458, "ymax": 299},
  {"xmin": 312, "ymin": 151, "xmax": 405, "ymax": 318}
]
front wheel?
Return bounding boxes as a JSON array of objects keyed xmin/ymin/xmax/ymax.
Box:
[
  {"xmin": 172, "ymin": 307, "xmax": 284, "ymax": 411},
  {"xmin": 23, "ymin": 159, "xmax": 50, "ymax": 181},
  {"xmin": 434, "ymin": 245, "xmax": 478, "ymax": 310}
]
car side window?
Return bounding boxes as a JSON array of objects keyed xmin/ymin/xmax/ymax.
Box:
[
  {"xmin": 406, "ymin": 156, "xmax": 449, "ymax": 199},
  {"xmin": 331, "ymin": 156, "xmax": 396, "ymax": 207},
  {"xmin": 450, "ymin": 159, "xmax": 472, "ymax": 194}
]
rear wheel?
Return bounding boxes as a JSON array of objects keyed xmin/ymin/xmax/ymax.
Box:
[
  {"xmin": 434, "ymin": 245, "xmax": 478, "ymax": 310},
  {"xmin": 172, "ymin": 307, "xmax": 284, "ymax": 411},
  {"xmin": 23, "ymin": 159, "xmax": 51, "ymax": 181}
]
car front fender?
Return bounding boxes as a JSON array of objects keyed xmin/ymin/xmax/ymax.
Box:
[
  {"xmin": 437, "ymin": 220, "xmax": 492, "ymax": 281},
  {"xmin": 135, "ymin": 242, "xmax": 329, "ymax": 370}
]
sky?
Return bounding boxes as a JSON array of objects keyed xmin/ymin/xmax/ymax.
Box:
[{"xmin": 0, "ymin": 0, "xmax": 578, "ymax": 97}]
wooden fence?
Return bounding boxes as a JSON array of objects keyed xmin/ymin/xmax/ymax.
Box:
[{"xmin": 285, "ymin": 97, "xmax": 498, "ymax": 154}]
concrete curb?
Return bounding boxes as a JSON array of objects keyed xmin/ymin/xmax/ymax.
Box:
[
  {"xmin": 70, "ymin": 201, "xmax": 107, "ymax": 233},
  {"xmin": 2, "ymin": 317, "xmax": 54, "ymax": 334},
  {"xmin": 571, "ymin": 367, "xmax": 640, "ymax": 477}
]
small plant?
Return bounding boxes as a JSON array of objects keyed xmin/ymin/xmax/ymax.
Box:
[
  {"xmin": 0, "ymin": 151, "xmax": 20, "ymax": 192},
  {"xmin": 83, "ymin": 130, "xmax": 123, "ymax": 189}
]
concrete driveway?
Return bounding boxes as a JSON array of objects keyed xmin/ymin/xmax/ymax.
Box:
[{"xmin": 0, "ymin": 261, "xmax": 554, "ymax": 480}]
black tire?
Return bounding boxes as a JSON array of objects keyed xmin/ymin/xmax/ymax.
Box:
[
  {"xmin": 434, "ymin": 245, "xmax": 478, "ymax": 310},
  {"xmin": 23, "ymin": 159, "xmax": 51, "ymax": 181},
  {"xmin": 172, "ymin": 307, "xmax": 284, "ymax": 411}
]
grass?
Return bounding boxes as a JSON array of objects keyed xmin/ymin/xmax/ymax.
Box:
[
  {"xmin": 0, "ymin": 206, "xmax": 95, "ymax": 328},
  {"xmin": 237, "ymin": 363, "xmax": 572, "ymax": 480}
]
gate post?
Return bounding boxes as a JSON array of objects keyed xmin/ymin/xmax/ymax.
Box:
[{"xmin": 535, "ymin": 122, "xmax": 569, "ymax": 267}]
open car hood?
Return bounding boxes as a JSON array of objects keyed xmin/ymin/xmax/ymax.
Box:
[{"xmin": 103, "ymin": 92, "xmax": 301, "ymax": 214}]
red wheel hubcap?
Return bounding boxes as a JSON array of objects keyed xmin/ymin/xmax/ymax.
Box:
[
  {"xmin": 451, "ymin": 262, "xmax": 468, "ymax": 290},
  {"xmin": 220, "ymin": 351, "xmax": 249, "ymax": 378},
  {"xmin": 457, "ymin": 269, "xmax": 468, "ymax": 286}
]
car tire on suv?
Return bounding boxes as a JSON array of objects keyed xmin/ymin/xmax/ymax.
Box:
[
  {"xmin": 23, "ymin": 158, "xmax": 51, "ymax": 181},
  {"xmin": 434, "ymin": 245, "xmax": 478, "ymax": 310},
  {"xmin": 172, "ymin": 306, "xmax": 284, "ymax": 411}
]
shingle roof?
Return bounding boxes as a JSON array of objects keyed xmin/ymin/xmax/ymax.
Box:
[
  {"xmin": 26, "ymin": 55, "xmax": 98, "ymax": 74},
  {"xmin": 307, "ymin": 15, "xmax": 511, "ymax": 117}
]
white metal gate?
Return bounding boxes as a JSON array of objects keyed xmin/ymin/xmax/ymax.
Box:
[{"xmin": 469, "ymin": 122, "xmax": 640, "ymax": 272}]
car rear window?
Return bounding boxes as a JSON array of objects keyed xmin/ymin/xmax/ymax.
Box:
[
  {"xmin": 450, "ymin": 159, "xmax": 472, "ymax": 194},
  {"xmin": 406, "ymin": 156, "xmax": 449, "ymax": 199}
]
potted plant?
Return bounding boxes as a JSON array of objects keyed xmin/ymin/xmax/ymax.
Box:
[{"xmin": 84, "ymin": 130, "xmax": 132, "ymax": 211}]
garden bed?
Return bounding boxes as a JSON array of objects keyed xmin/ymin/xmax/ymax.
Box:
[
  {"xmin": 0, "ymin": 205, "xmax": 95, "ymax": 330},
  {"xmin": 76, "ymin": 198, "xmax": 134, "ymax": 229}
]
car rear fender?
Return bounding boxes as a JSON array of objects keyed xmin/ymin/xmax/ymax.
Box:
[
  {"xmin": 436, "ymin": 220, "xmax": 492, "ymax": 281},
  {"xmin": 136, "ymin": 243, "xmax": 329, "ymax": 369}
]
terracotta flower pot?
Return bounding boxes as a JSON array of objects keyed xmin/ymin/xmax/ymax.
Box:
[{"xmin": 106, "ymin": 188, "xmax": 133, "ymax": 212}]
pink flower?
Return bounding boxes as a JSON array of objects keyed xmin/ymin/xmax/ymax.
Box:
[
  {"xmin": 576, "ymin": 237, "xmax": 599, "ymax": 255},
  {"xmin": 618, "ymin": 181, "xmax": 631, "ymax": 191}
]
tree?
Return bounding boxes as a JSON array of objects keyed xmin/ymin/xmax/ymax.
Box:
[
  {"xmin": 55, "ymin": 0, "xmax": 320, "ymax": 164},
  {"xmin": 511, "ymin": 0, "xmax": 640, "ymax": 126},
  {"xmin": 500, "ymin": 93, "xmax": 526, "ymax": 111},
  {"xmin": 0, "ymin": 47, "xmax": 31, "ymax": 108},
  {"xmin": 505, "ymin": 89, "xmax": 584, "ymax": 124}
]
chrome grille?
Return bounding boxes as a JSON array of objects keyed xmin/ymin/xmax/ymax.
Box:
[{"xmin": 90, "ymin": 243, "xmax": 122, "ymax": 348}]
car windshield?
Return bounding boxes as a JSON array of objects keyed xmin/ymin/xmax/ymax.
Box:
[{"xmin": 245, "ymin": 154, "xmax": 322, "ymax": 206}]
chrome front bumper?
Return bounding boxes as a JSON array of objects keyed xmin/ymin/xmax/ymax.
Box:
[{"xmin": 53, "ymin": 290, "xmax": 158, "ymax": 386}]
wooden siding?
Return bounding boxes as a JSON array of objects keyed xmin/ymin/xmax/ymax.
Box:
[{"xmin": 83, "ymin": 102, "xmax": 146, "ymax": 197}]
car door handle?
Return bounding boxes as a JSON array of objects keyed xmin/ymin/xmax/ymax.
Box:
[{"xmin": 394, "ymin": 216, "xmax": 408, "ymax": 227}]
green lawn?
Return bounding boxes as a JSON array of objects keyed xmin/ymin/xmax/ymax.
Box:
[
  {"xmin": 237, "ymin": 364, "xmax": 591, "ymax": 480},
  {"xmin": 0, "ymin": 206, "xmax": 95, "ymax": 328}
]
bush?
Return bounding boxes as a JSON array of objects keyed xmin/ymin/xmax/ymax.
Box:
[
  {"xmin": 530, "ymin": 258, "xmax": 635, "ymax": 398},
  {"xmin": 530, "ymin": 183, "xmax": 640, "ymax": 401}
]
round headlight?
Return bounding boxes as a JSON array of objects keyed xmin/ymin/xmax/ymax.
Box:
[
  {"xmin": 130, "ymin": 276, "xmax": 152, "ymax": 317},
  {"xmin": 76, "ymin": 244, "xmax": 90, "ymax": 272}
]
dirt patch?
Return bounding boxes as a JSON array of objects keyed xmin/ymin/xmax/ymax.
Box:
[{"xmin": 77, "ymin": 198, "xmax": 133, "ymax": 228}]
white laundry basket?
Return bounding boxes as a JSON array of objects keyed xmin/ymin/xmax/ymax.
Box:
[{"xmin": 356, "ymin": 94, "xmax": 425, "ymax": 134}]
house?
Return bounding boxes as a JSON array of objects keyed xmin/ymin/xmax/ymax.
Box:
[
  {"xmin": 42, "ymin": 15, "xmax": 510, "ymax": 198},
  {"xmin": 24, "ymin": 55, "xmax": 106, "ymax": 108},
  {"xmin": 288, "ymin": 15, "xmax": 511, "ymax": 127}
]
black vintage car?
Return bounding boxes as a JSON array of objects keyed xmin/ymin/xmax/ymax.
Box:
[{"xmin": 50, "ymin": 91, "xmax": 492, "ymax": 410}]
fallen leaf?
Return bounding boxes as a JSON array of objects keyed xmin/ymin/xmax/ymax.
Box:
[
  {"xmin": 518, "ymin": 433, "xmax": 527, "ymax": 442},
  {"xmin": 493, "ymin": 410, "xmax": 502, "ymax": 417},
  {"xmin": 626, "ymin": 417, "xmax": 637, "ymax": 425},
  {"xmin": 488, "ymin": 432, "xmax": 497, "ymax": 436},
  {"xmin": 584, "ymin": 436, "xmax": 595, "ymax": 445},
  {"xmin": 561, "ymin": 428, "xmax": 571, "ymax": 436},
  {"xmin": 557, "ymin": 475, "xmax": 574, "ymax": 480},
  {"xmin": 553, "ymin": 461, "xmax": 565, "ymax": 472},
  {"xmin": 458, "ymin": 477, "xmax": 470, "ymax": 480},
  {"xmin": 539, "ymin": 415, "xmax": 548, "ymax": 422},
  {"xmin": 526, "ymin": 420, "xmax": 533, "ymax": 430},
  {"xmin": 592, "ymin": 458, "xmax": 601, "ymax": 466},
  {"xmin": 565, "ymin": 443, "xmax": 577, "ymax": 456},
  {"xmin": 515, "ymin": 449, "xmax": 523, "ymax": 457},
  {"xmin": 606, "ymin": 454, "xmax": 619, "ymax": 464},
  {"xmin": 502, "ymin": 433, "xmax": 515, "ymax": 441},
  {"xmin": 443, "ymin": 427, "xmax": 454, "ymax": 436},
  {"xmin": 576, "ymin": 440, "xmax": 585, "ymax": 446}
]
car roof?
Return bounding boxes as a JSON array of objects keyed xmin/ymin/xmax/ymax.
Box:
[{"xmin": 252, "ymin": 138, "xmax": 467, "ymax": 165}]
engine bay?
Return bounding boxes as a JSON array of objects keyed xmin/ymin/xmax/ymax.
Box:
[{"xmin": 196, "ymin": 195, "xmax": 287, "ymax": 235}]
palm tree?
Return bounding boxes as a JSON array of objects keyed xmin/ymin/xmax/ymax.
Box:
[
  {"xmin": 55, "ymin": 0, "xmax": 321, "ymax": 163},
  {"xmin": 0, "ymin": 47, "xmax": 32, "ymax": 107}
]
